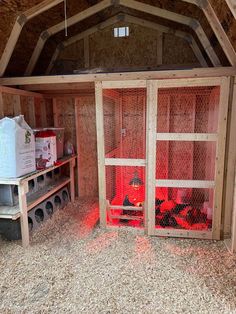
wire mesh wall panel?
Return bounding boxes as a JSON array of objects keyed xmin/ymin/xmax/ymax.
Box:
[
  {"xmin": 154, "ymin": 86, "xmax": 220, "ymax": 236},
  {"xmin": 103, "ymin": 89, "xmax": 146, "ymax": 159},
  {"xmin": 106, "ymin": 166, "xmax": 145, "ymax": 228},
  {"xmin": 103, "ymin": 88, "xmax": 146, "ymax": 228}
]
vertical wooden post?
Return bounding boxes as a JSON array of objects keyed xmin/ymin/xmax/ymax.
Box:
[
  {"xmin": 70, "ymin": 158, "xmax": 76, "ymax": 203},
  {"xmin": 84, "ymin": 37, "xmax": 90, "ymax": 68},
  {"xmin": 223, "ymin": 77, "xmax": 236, "ymax": 238},
  {"xmin": 213, "ymin": 77, "xmax": 231, "ymax": 240},
  {"xmin": 18, "ymin": 181, "xmax": 29, "ymax": 248},
  {"xmin": 95, "ymin": 81, "xmax": 107, "ymax": 227},
  {"xmin": 13, "ymin": 94, "xmax": 21, "ymax": 115},
  {"xmin": 157, "ymin": 32, "xmax": 163, "ymax": 66},
  {"xmin": 27, "ymin": 96, "xmax": 36, "ymax": 128},
  {"xmin": 145, "ymin": 80, "xmax": 157, "ymax": 234},
  {"xmin": 0, "ymin": 91, "xmax": 4, "ymax": 118}
]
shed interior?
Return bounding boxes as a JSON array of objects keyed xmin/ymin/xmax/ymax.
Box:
[{"xmin": 0, "ymin": 0, "xmax": 236, "ymax": 252}]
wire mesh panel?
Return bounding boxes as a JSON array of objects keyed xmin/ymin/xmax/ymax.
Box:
[
  {"xmin": 105, "ymin": 166, "xmax": 145, "ymax": 228},
  {"xmin": 103, "ymin": 88, "xmax": 146, "ymax": 159},
  {"xmin": 155, "ymin": 187, "xmax": 214, "ymax": 231},
  {"xmin": 155, "ymin": 85, "xmax": 220, "ymax": 237}
]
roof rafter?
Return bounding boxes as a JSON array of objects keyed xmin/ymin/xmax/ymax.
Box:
[
  {"xmin": 0, "ymin": 0, "xmax": 64, "ymax": 77},
  {"xmin": 26, "ymin": 0, "xmax": 221, "ymax": 76},
  {"xmin": 182, "ymin": 0, "xmax": 236, "ymax": 65},
  {"xmin": 225, "ymin": 0, "xmax": 236, "ymax": 20},
  {"xmin": 46, "ymin": 13, "xmax": 207, "ymax": 75}
]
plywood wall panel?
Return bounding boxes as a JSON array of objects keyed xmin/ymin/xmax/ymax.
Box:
[{"xmin": 76, "ymin": 95, "xmax": 98, "ymax": 197}]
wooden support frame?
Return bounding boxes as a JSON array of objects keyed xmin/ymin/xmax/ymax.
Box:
[
  {"xmin": 25, "ymin": 0, "xmax": 112, "ymax": 75},
  {"xmin": 232, "ymin": 172, "xmax": 236, "ymax": 253},
  {"xmin": 95, "ymin": 81, "xmax": 107, "ymax": 227},
  {"xmin": 26, "ymin": 0, "xmax": 221, "ymax": 76},
  {"xmin": 46, "ymin": 14, "xmax": 207, "ymax": 74},
  {"xmin": 0, "ymin": 0, "xmax": 65, "ymax": 77},
  {"xmin": 225, "ymin": 0, "xmax": 236, "ymax": 20},
  {"xmin": 182, "ymin": 0, "xmax": 236, "ymax": 66},
  {"xmin": 1, "ymin": 67, "xmax": 235, "ymax": 87}
]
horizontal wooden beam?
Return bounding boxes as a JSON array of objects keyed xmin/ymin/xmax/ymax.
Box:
[
  {"xmin": 156, "ymin": 179, "xmax": 215, "ymax": 188},
  {"xmin": 0, "ymin": 67, "xmax": 235, "ymax": 86},
  {"xmin": 156, "ymin": 133, "xmax": 218, "ymax": 141},
  {"xmin": 105, "ymin": 158, "xmax": 146, "ymax": 166},
  {"xmin": 156, "ymin": 76, "xmax": 222, "ymax": 87},
  {"xmin": 0, "ymin": 85, "xmax": 44, "ymax": 98},
  {"xmin": 151, "ymin": 229, "xmax": 212, "ymax": 239},
  {"xmin": 102, "ymin": 80, "xmax": 147, "ymax": 89}
]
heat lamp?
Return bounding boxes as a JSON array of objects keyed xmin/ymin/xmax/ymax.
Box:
[{"xmin": 129, "ymin": 170, "xmax": 144, "ymax": 190}]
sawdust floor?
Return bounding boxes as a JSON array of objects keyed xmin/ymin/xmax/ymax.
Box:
[{"xmin": 0, "ymin": 198, "xmax": 236, "ymax": 314}]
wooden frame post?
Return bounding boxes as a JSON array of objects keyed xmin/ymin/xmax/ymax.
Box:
[
  {"xmin": 146, "ymin": 80, "xmax": 157, "ymax": 234},
  {"xmin": 232, "ymin": 171, "xmax": 236, "ymax": 253},
  {"xmin": 95, "ymin": 81, "xmax": 107, "ymax": 227},
  {"xmin": 213, "ymin": 77, "xmax": 231, "ymax": 240},
  {"xmin": 18, "ymin": 181, "xmax": 29, "ymax": 248},
  {"xmin": 0, "ymin": 91, "xmax": 4, "ymax": 118}
]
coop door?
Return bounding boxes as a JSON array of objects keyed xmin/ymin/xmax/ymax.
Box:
[
  {"xmin": 148, "ymin": 78, "xmax": 229, "ymax": 240},
  {"xmin": 100, "ymin": 86, "xmax": 146, "ymax": 228}
]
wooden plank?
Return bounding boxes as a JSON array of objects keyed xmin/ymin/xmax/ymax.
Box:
[
  {"xmin": 95, "ymin": 81, "xmax": 106, "ymax": 227},
  {"xmin": 232, "ymin": 171, "xmax": 236, "ymax": 253},
  {"xmin": 2, "ymin": 67, "xmax": 235, "ymax": 86},
  {"xmin": 109, "ymin": 215, "xmax": 143, "ymax": 221},
  {"xmin": 105, "ymin": 158, "xmax": 146, "ymax": 166},
  {"xmin": 146, "ymin": 80, "xmax": 157, "ymax": 234},
  {"xmin": 119, "ymin": 0, "xmax": 221, "ymax": 66},
  {"xmin": 84, "ymin": 37, "xmax": 90, "ymax": 68},
  {"xmin": 27, "ymin": 96, "xmax": 36, "ymax": 128},
  {"xmin": 156, "ymin": 77, "xmax": 222, "ymax": 88},
  {"xmin": 156, "ymin": 179, "xmax": 215, "ymax": 188},
  {"xmin": 156, "ymin": 133, "xmax": 218, "ymax": 141},
  {"xmin": 213, "ymin": 77, "xmax": 231, "ymax": 240},
  {"xmin": 25, "ymin": 0, "xmax": 112, "ymax": 75},
  {"xmin": 0, "ymin": 22, "xmax": 22, "ymax": 77},
  {"xmin": 109, "ymin": 205, "xmax": 143, "ymax": 211},
  {"xmin": 69, "ymin": 159, "xmax": 75, "ymax": 202},
  {"xmin": 225, "ymin": 0, "xmax": 236, "ymax": 20},
  {"xmin": 24, "ymin": 0, "xmax": 64, "ymax": 19},
  {"xmin": 153, "ymin": 228, "xmax": 212, "ymax": 239},
  {"xmin": 18, "ymin": 182, "xmax": 29, "ymax": 248},
  {"xmin": 102, "ymin": 80, "xmax": 147, "ymax": 89},
  {"xmin": 0, "ymin": 86, "xmax": 44, "ymax": 98},
  {"xmin": 223, "ymin": 78, "xmax": 236, "ymax": 237}
]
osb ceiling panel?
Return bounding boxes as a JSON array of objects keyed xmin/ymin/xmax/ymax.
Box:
[{"xmin": 0, "ymin": 0, "xmax": 235, "ymax": 76}]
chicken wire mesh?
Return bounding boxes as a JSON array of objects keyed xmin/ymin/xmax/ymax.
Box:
[
  {"xmin": 103, "ymin": 88, "xmax": 146, "ymax": 159},
  {"xmin": 155, "ymin": 187, "xmax": 214, "ymax": 231},
  {"xmin": 155, "ymin": 85, "xmax": 219, "ymax": 232},
  {"xmin": 157, "ymin": 86, "xmax": 220, "ymax": 133},
  {"xmin": 105, "ymin": 165, "xmax": 145, "ymax": 227}
]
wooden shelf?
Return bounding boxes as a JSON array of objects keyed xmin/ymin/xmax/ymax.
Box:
[{"xmin": 0, "ymin": 176, "xmax": 70, "ymax": 220}]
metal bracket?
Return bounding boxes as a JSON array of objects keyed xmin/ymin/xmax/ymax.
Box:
[
  {"xmin": 189, "ymin": 19, "xmax": 200, "ymax": 30},
  {"xmin": 41, "ymin": 30, "xmax": 50, "ymax": 41},
  {"xmin": 17, "ymin": 14, "xmax": 27, "ymax": 27}
]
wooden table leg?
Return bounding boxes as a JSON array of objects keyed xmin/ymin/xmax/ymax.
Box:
[
  {"xmin": 70, "ymin": 158, "xmax": 75, "ymax": 203},
  {"xmin": 18, "ymin": 182, "xmax": 29, "ymax": 248}
]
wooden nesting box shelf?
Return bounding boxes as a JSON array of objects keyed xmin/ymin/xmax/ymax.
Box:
[{"xmin": 0, "ymin": 155, "xmax": 77, "ymax": 247}]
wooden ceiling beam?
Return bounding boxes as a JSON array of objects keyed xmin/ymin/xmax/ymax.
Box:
[
  {"xmin": 46, "ymin": 13, "xmax": 207, "ymax": 74},
  {"xmin": 25, "ymin": 0, "xmax": 112, "ymax": 76},
  {"xmin": 0, "ymin": 0, "xmax": 64, "ymax": 77},
  {"xmin": 225, "ymin": 0, "xmax": 236, "ymax": 20},
  {"xmin": 182, "ymin": 0, "xmax": 236, "ymax": 66},
  {"xmin": 0, "ymin": 66, "xmax": 235, "ymax": 87},
  {"xmin": 120, "ymin": 0, "xmax": 220, "ymax": 66},
  {"xmin": 27, "ymin": 0, "xmax": 220, "ymax": 76}
]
